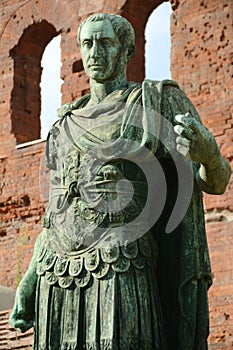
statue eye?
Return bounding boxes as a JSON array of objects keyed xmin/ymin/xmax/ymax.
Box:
[
  {"xmin": 82, "ymin": 40, "xmax": 92, "ymax": 48},
  {"xmin": 101, "ymin": 39, "xmax": 113, "ymax": 47}
]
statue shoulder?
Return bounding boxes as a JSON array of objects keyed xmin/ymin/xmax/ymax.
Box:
[
  {"xmin": 142, "ymin": 79, "xmax": 181, "ymax": 117},
  {"xmin": 143, "ymin": 79, "xmax": 180, "ymax": 94},
  {"xmin": 143, "ymin": 79, "xmax": 200, "ymax": 122},
  {"xmin": 57, "ymin": 94, "xmax": 91, "ymax": 119}
]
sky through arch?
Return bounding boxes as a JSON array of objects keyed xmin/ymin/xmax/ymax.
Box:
[
  {"xmin": 40, "ymin": 35, "xmax": 62, "ymax": 139},
  {"xmin": 145, "ymin": 2, "xmax": 172, "ymax": 80}
]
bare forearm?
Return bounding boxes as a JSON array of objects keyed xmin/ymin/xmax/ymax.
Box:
[
  {"xmin": 9, "ymin": 230, "xmax": 45, "ymax": 332},
  {"xmin": 197, "ymin": 156, "xmax": 232, "ymax": 195},
  {"xmin": 18, "ymin": 229, "xmax": 43, "ymax": 288},
  {"xmin": 17, "ymin": 259, "xmax": 37, "ymax": 295}
]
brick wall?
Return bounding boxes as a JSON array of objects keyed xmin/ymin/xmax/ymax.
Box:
[
  {"xmin": 0, "ymin": 0, "xmax": 232, "ymax": 348},
  {"xmin": 0, "ymin": 140, "xmax": 48, "ymax": 288},
  {"xmin": 0, "ymin": 310, "xmax": 33, "ymax": 349}
]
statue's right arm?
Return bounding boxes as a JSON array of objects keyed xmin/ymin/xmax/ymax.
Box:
[{"xmin": 9, "ymin": 230, "xmax": 44, "ymax": 332}]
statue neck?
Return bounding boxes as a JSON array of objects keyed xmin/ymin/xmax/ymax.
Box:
[{"xmin": 89, "ymin": 73, "xmax": 128, "ymax": 105}]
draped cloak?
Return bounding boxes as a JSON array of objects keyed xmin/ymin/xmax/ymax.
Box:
[{"xmin": 34, "ymin": 80, "xmax": 212, "ymax": 350}]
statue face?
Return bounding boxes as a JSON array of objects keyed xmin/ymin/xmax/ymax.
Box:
[{"xmin": 80, "ymin": 19, "xmax": 123, "ymax": 82}]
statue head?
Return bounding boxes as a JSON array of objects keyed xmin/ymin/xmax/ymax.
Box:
[
  {"xmin": 77, "ymin": 13, "xmax": 135, "ymax": 63},
  {"xmin": 77, "ymin": 14, "xmax": 135, "ymax": 83}
]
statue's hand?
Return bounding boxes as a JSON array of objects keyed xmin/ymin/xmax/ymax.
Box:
[
  {"xmin": 9, "ymin": 288, "xmax": 34, "ymax": 333},
  {"xmin": 174, "ymin": 113, "xmax": 219, "ymax": 166}
]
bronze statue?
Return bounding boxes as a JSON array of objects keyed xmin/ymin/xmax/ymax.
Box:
[{"xmin": 10, "ymin": 13, "xmax": 231, "ymax": 350}]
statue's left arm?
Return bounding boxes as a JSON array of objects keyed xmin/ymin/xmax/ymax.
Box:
[
  {"xmin": 9, "ymin": 230, "xmax": 44, "ymax": 332},
  {"xmin": 156, "ymin": 80, "xmax": 231, "ymax": 194},
  {"xmin": 174, "ymin": 112, "xmax": 231, "ymax": 194}
]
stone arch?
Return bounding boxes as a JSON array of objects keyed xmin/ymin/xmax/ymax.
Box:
[
  {"xmin": 0, "ymin": 0, "xmax": 75, "ymax": 144},
  {"xmin": 10, "ymin": 21, "xmax": 58, "ymax": 143},
  {"xmin": 0, "ymin": 0, "xmax": 74, "ymax": 54},
  {"xmin": 119, "ymin": 0, "xmax": 165, "ymax": 82}
]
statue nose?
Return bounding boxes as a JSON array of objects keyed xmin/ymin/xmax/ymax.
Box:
[{"xmin": 90, "ymin": 41, "xmax": 100, "ymax": 58}]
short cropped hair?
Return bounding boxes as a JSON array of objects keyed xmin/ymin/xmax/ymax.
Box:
[{"xmin": 77, "ymin": 13, "xmax": 135, "ymax": 61}]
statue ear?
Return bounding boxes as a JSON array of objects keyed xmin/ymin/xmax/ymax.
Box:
[
  {"xmin": 126, "ymin": 45, "xmax": 135, "ymax": 62},
  {"xmin": 118, "ymin": 49, "xmax": 128, "ymax": 65}
]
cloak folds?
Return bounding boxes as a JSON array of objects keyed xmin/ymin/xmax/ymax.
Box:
[
  {"xmin": 152, "ymin": 80, "xmax": 212, "ymax": 350},
  {"xmin": 39, "ymin": 80, "xmax": 212, "ymax": 350}
]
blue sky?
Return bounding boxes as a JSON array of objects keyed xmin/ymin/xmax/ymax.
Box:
[
  {"xmin": 40, "ymin": 3, "xmax": 172, "ymax": 139},
  {"xmin": 145, "ymin": 2, "xmax": 172, "ymax": 80}
]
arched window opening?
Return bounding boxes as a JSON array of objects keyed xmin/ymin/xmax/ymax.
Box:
[
  {"xmin": 10, "ymin": 21, "xmax": 58, "ymax": 144},
  {"xmin": 145, "ymin": 2, "xmax": 172, "ymax": 80},
  {"xmin": 40, "ymin": 36, "xmax": 62, "ymax": 140}
]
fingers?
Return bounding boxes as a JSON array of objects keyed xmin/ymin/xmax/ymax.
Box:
[
  {"xmin": 174, "ymin": 124, "xmax": 195, "ymax": 141},
  {"xmin": 9, "ymin": 310, "xmax": 25, "ymax": 332},
  {"xmin": 176, "ymin": 136, "xmax": 191, "ymax": 157},
  {"xmin": 13, "ymin": 319, "xmax": 29, "ymax": 333},
  {"xmin": 174, "ymin": 113, "xmax": 199, "ymax": 154},
  {"xmin": 176, "ymin": 136, "xmax": 190, "ymax": 147},
  {"xmin": 175, "ymin": 113, "xmax": 200, "ymax": 131},
  {"xmin": 174, "ymin": 113, "xmax": 197, "ymax": 157},
  {"xmin": 10, "ymin": 309, "xmax": 33, "ymax": 333}
]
